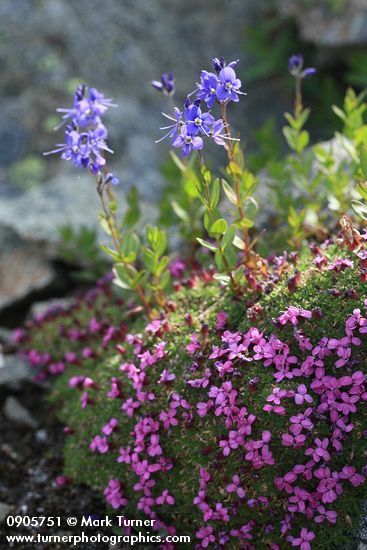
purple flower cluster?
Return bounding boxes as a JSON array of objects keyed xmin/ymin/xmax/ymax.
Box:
[
  {"xmin": 157, "ymin": 57, "xmax": 244, "ymax": 156},
  {"xmin": 44, "ymin": 85, "xmax": 119, "ymax": 180}
]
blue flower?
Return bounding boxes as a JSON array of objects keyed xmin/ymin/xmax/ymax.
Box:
[
  {"xmin": 105, "ymin": 173, "xmax": 120, "ymax": 185},
  {"xmin": 210, "ymin": 119, "xmax": 226, "ymax": 146},
  {"xmin": 196, "ymin": 70, "xmax": 219, "ymax": 108},
  {"xmin": 171, "ymin": 125, "xmax": 203, "ymax": 157},
  {"xmin": 57, "ymin": 86, "xmax": 116, "ymax": 128},
  {"xmin": 44, "ymin": 127, "xmax": 90, "ymax": 168},
  {"xmin": 211, "ymin": 57, "xmax": 239, "ymax": 74},
  {"xmin": 156, "ymin": 107, "xmax": 183, "ymax": 143},
  {"xmin": 151, "ymin": 73, "xmax": 175, "ymax": 95},
  {"xmin": 184, "ymin": 103, "xmax": 214, "ymax": 136},
  {"xmin": 216, "ymin": 67, "xmax": 243, "ymax": 103},
  {"xmin": 288, "ymin": 54, "xmax": 316, "ymax": 79}
]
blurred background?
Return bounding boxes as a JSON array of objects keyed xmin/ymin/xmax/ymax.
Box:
[{"xmin": 1, "ymin": 0, "xmax": 367, "ymax": 326}]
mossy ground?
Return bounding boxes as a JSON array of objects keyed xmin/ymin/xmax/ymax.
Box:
[{"xmin": 22, "ymin": 244, "xmax": 367, "ymax": 549}]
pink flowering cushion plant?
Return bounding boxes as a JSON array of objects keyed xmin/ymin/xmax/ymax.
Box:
[{"xmin": 16, "ymin": 241, "xmax": 367, "ymax": 549}]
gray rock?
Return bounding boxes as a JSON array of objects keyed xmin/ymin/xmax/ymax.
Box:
[
  {"xmin": 0, "ymin": 225, "xmax": 56, "ymax": 313},
  {"xmin": 0, "ymin": 0, "xmax": 274, "ymax": 241},
  {"xmin": 0, "ymin": 355, "xmax": 31, "ymax": 387},
  {"xmin": 3, "ymin": 396, "xmax": 39, "ymax": 429},
  {"xmin": 0, "ymin": 502, "xmax": 12, "ymax": 523},
  {"xmin": 0, "ymin": 167, "xmax": 158, "ymax": 245},
  {"xmin": 278, "ymin": 0, "xmax": 367, "ymax": 46}
]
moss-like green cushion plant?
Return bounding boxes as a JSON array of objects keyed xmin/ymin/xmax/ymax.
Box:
[{"xmin": 16, "ymin": 242, "xmax": 367, "ymax": 549}]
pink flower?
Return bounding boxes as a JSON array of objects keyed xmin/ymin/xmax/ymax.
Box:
[
  {"xmin": 159, "ymin": 408, "xmax": 178, "ymax": 429},
  {"xmin": 147, "ymin": 434, "xmax": 162, "ymax": 457},
  {"xmin": 288, "ymin": 527, "xmax": 315, "ymax": 549},
  {"xmin": 294, "ymin": 384, "xmax": 313, "ymax": 405},
  {"xmin": 90, "ymin": 435, "xmax": 109, "ymax": 454},
  {"xmin": 196, "ymin": 526, "xmax": 215, "ymax": 548},
  {"xmin": 104, "ymin": 479, "xmax": 127, "ymax": 509},
  {"xmin": 196, "ymin": 400, "xmax": 214, "ymax": 417},
  {"xmin": 314, "ymin": 506, "xmax": 337, "ymax": 524},
  {"xmin": 158, "ymin": 369, "xmax": 176, "ymax": 383},
  {"xmin": 107, "ymin": 377, "xmax": 121, "ymax": 399},
  {"xmin": 117, "ymin": 446, "xmax": 132, "ymax": 464},
  {"xmin": 226, "ymin": 475, "xmax": 246, "ymax": 498},
  {"xmin": 328, "ymin": 258, "xmax": 353, "ymax": 272},
  {"xmin": 339, "ymin": 465, "xmax": 365, "ymax": 486},
  {"xmin": 186, "ymin": 333, "xmax": 201, "ymax": 354},
  {"xmin": 216, "ymin": 311, "xmax": 228, "ymax": 330},
  {"xmin": 121, "ymin": 398, "xmax": 140, "ymax": 417},
  {"xmin": 305, "ymin": 438, "xmax": 331, "ymax": 463},
  {"xmin": 156, "ymin": 489, "xmax": 175, "ymax": 505},
  {"xmin": 277, "ymin": 306, "xmax": 312, "ymax": 326},
  {"xmin": 102, "ymin": 418, "xmax": 118, "ymax": 435}
]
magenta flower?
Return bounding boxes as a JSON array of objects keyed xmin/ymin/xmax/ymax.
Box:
[
  {"xmin": 104, "ymin": 479, "xmax": 127, "ymax": 509},
  {"xmin": 159, "ymin": 369, "xmax": 176, "ymax": 383},
  {"xmin": 156, "ymin": 489, "xmax": 175, "ymax": 506},
  {"xmin": 147, "ymin": 434, "xmax": 162, "ymax": 457},
  {"xmin": 294, "ymin": 384, "xmax": 313, "ymax": 405},
  {"xmin": 186, "ymin": 333, "xmax": 201, "ymax": 354},
  {"xmin": 339, "ymin": 465, "xmax": 365, "ymax": 486},
  {"xmin": 121, "ymin": 397, "xmax": 140, "ymax": 417},
  {"xmin": 159, "ymin": 408, "xmax": 178, "ymax": 429},
  {"xmin": 226, "ymin": 474, "xmax": 246, "ymax": 498},
  {"xmin": 315, "ymin": 506, "xmax": 337, "ymax": 524},
  {"xmin": 288, "ymin": 528, "xmax": 315, "ymax": 550},
  {"xmin": 102, "ymin": 417, "xmax": 118, "ymax": 435},
  {"xmin": 216, "ymin": 311, "xmax": 228, "ymax": 330},
  {"xmin": 90, "ymin": 435, "xmax": 109, "ymax": 454},
  {"xmin": 277, "ymin": 306, "xmax": 312, "ymax": 326},
  {"xmin": 305, "ymin": 438, "xmax": 331, "ymax": 463},
  {"xmin": 196, "ymin": 525, "xmax": 215, "ymax": 547}
]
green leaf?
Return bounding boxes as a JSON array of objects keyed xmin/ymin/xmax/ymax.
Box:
[
  {"xmin": 156, "ymin": 256, "xmax": 169, "ymax": 276},
  {"xmin": 236, "ymin": 218, "xmax": 254, "ymax": 229},
  {"xmin": 201, "ymin": 166, "xmax": 211, "ymax": 185},
  {"xmin": 357, "ymin": 181, "xmax": 367, "ymax": 201},
  {"xmin": 360, "ymin": 145, "xmax": 367, "ymax": 180},
  {"xmin": 221, "ymin": 225, "xmax": 236, "ymax": 250},
  {"xmin": 98, "ymin": 213, "xmax": 112, "ymax": 236},
  {"xmin": 296, "ymin": 130, "xmax": 309, "ymax": 153},
  {"xmin": 214, "ymin": 250, "xmax": 225, "ymax": 271},
  {"xmin": 228, "ymin": 160, "xmax": 242, "ymax": 176},
  {"xmin": 210, "ymin": 178, "xmax": 221, "ymax": 208},
  {"xmin": 213, "ymin": 273, "xmax": 230, "ymax": 285},
  {"xmin": 244, "ymin": 196, "xmax": 258, "ymax": 220},
  {"xmin": 233, "ymin": 235, "xmax": 245, "ymax": 249},
  {"xmin": 141, "ymin": 248, "xmax": 156, "ymax": 273},
  {"xmin": 332, "ymin": 105, "xmax": 346, "ymax": 121},
  {"xmin": 160, "ymin": 270, "xmax": 171, "ymax": 289},
  {"xmin": 196, "ymin": 238, "xmax": 218, "ymax": 252},
  {"xmin": 169, "ymin": 150, "xmax": 186, "ymax": 172},
  {"xmin": 210, "ymin": 218, "xmax": 228, "ymax": 236},
  {"xmin": 224, "ymin": 246, "xmax": 237, "ymax": 269},
  {"xmin": 171, "ymin": 201, "xmax": 190, "ymax": 223},
  {"xmin": 100, "ymin": 244, "xmax": 121, "ymax": 261},
  {"xmin": 352, "ymin": 199, "xmax": 367, "ymax": 220},
  {"xmin": 299, "ymin": 108, "xmax": 311, "ymax": 128},
  {"xmin": 282, "ymin": 126, "xmax": 296, "ymax": 151},
  {"xmin": 121, "ymin": 232, "xmax": 140, "ymax": 257},
  {"xmin": 221, "ymin": 179, "xmax": 238, "ymax": 205}
]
